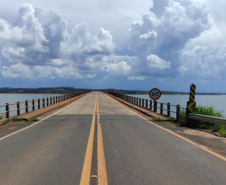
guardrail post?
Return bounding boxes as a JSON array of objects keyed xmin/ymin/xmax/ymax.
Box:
[
  {"xmin": 146, "ymin": 99, "xmax": 148, "ymax": 109},
  {"xmin": 160, "ymin": 103, "xmax": 163, "ymax": 114},
  {"xmin": 6, "ymin": 103, "xmax": 10, "ymax": 118},
  {"xmin": 47, "ymin": 98, "xmax": 49, "ymax": 106},
  {"xmin": 154, "ymin": 101, "xmax": 157, "ymax": 112},
  {"xmin": 176, "ymin": 105, "xmax": 180, "ymax": 122},
  {"xmin": 149, "ymin": 100, "xmax": 152, "ymax": 110},
  {"xmin": 167, "ymin": 103, "xmax": 170, "ymax": 117},
  {"xmin": 25, "ymin": 100, "xmax": 29, "ymax": 113},
  {"xmin": 142, "ymin": 99, "xmax": 144, "ymax": 107},
  {"xmin": 32, "ymin": 99, "xmax": 35, "ymax": 111},
  {"xmin": 50, "ymin": 97, "xmax": 52, "ymax": 105},
  {"xmin": 17, "ymin": 101, "xmax": 20, "ymax": 115},
  {"xmin": 43, "ymin": 99, "xmax": 45, "ymax": 107},
  {"xmin": 38, "ymin": 99, "xmax": 40, "ymax": 109}
]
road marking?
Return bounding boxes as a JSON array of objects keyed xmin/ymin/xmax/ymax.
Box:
[
  {"xmin": 79, "ymin": 94, "xmax": 97, "ymax": 185},
  {"xmin": 106, "ymin": 93, "xmax": 226, "ymax": 163},
  {"xmin": 91, "ymin": 175, "xmax": 98, "ymax": 178},
  {"xmin": 97, "ymin": 93, "xmax": 108, "ymax": 185},
  {"xmin": 0, "ymin": 95, "xmax": 88, "ymax": 142}
]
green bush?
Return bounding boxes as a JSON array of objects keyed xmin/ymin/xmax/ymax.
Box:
[
  {"xmin": 192, "ymin": 105, "xmax": 224, "ymax": 130},
  {"xmin": 178, "ymin": 109, "xmax": 186, "ymax": 126},
  {"xmin": 219, "ymin": 125, "xmax": 226, "ymax": 137}
]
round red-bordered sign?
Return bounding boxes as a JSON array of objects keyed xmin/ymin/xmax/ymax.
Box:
[{"xmin": 149, "ymin": 88, "xmax": 161, "ymax": 100}]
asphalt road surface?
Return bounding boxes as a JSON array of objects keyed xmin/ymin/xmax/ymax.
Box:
[{"xmin": 0, "ymin": 92, "xmax": 226, "ymax": 185}]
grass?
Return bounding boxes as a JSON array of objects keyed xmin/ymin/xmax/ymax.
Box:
[
  {"xmin": 174, "ymin": 105, "xmax": 226, "ymax": 137},
  {"xmin": 9, "ymin": 118, "xmax": 39, "ymax": 123},
  {"xmin": 177, "ymin": 109, "xmax": 186, "ymax": 126},
  {"xmin": 192, "ymin": 105, "xmax": 224, "ymax": 131},
  {"xmin": 190, "ymin": 105, "xmax": 226, "ymax": 137}
]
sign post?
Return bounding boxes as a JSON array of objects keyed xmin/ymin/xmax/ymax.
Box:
[
  {"xmin": 149, "ymin": 88, "xmax": 161, "ymax": 112},
  {"xmin": 185, "ymin": 84, "xmax": 196, "ymax": 127}
]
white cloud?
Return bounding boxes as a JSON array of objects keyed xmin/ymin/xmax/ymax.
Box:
[
  {"xmin": 1, "ymin": 1, "xmax": 226, "ymax": 82},
  {"xmin": 105, "ymin": 61, "xmax": 131, "ymax": 75},
  {"xmin": 0, "ymin": 4, "xmax": 131, "ymax": 80},
  {"xmin": 147, "ymin": 54, "xmax": 170, "ymax": 70},
  {"xmin": 2, "ymin": 63, "xmax": 33, "ymax": 79},
  {"xmin": 129, "ymin": 0, "xmax": 210, "ymax": 78},
  {"xmin": 128, "ymin": 76, "xmax": 144, "ymax": 80}
]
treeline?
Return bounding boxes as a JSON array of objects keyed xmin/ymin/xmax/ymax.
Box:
[
  {"xmin": 0, "ymin": 87, "xmax": 225, "ymax": 95},
  {"xmin": 106, "ymin": 89, "xmax": 226, "ymax": 95},
  {"xmin": 0, "ymin": 87, "xmax": 90, "ymax": 94}
]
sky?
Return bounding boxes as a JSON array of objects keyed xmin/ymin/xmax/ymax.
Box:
[{"xmin": 0, "ymin": 0, "xmax": 226, "ymax": 92}]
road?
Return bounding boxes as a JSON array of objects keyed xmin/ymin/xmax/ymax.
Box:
[{"xmin": 0, "ymin": 92, "xmax": 226, "ymax": 185}]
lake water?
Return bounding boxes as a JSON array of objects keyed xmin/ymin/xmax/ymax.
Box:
[
  {"xmin": 1, "ymin": 93, "xmax": 226, "ymax": 118},
  {"xmin": 0, "ymin": 94, "xmax": 61, "ymax": 118},
  {"xmin": 129, "ymin": 94, "xmax": 226, "ymax": 117}
]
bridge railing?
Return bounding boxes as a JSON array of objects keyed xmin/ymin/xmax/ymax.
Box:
[
  {"xmin": 106, "ymin": 92, "xmax": 226, "ymax": 130},
  {"xmin": 0, "ymin": 91, "xmax": 88, "ymax": 121},
  {"xmin": 105, "ymin": 92, "xmax": 185, "ymax": 122}
]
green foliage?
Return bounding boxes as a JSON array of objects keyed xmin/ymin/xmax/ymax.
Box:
[
  {"xmin": 219, "ymin": 125, "xmax": 226, "ymax": 137},
  {"xmin": 177, "ymin": 109, "xmax": 186, "ymax": 126},
  {"xmin": 9, "ymin": 118, "xmax": 38, "ymax": 123},
  {"xmin": 193, "ymin": 106, "xmax": 224, "ymax": 117},
  {"xmin": 28, "ymin": 118, "xmax": 39, "ymax": 122},
  {"xmin": 192, "ymin": 105, "xmax": 224, "ymax": 130}
]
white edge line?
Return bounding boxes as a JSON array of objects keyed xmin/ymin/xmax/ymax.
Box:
[
  {"xmin": 0, "ymin": 96, "xmax": 86, "ymax": 142},
  {"xmin": 106, "ymin": 93, "xmax": 226, "ymax": 162}
]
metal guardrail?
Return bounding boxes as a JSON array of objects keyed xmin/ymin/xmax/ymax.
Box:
[{"xmin": 188, "ymin": 113, "xmax": 226, "ymax": 129}]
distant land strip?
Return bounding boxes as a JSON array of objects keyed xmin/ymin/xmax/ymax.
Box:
[{"xmin": 0, "ymin": 87, "xmax": 225, "ymax": 95}]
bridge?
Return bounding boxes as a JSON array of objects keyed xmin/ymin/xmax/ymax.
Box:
[{"xmin": 0, "ymin": 92, "xmax": 226, "ymax": 185}]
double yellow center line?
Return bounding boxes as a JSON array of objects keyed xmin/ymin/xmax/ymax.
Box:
[{"xmin": 80, "ymin": 93, "xmax": 108, "ymax": 185}]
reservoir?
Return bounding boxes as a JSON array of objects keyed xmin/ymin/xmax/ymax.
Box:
[{"xmin": 129, "ymin": 94, "xmax": 226, "ymax": 117}]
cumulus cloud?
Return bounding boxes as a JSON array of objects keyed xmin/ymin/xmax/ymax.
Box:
[
  {"xmin": 129, "ymin": 0, "xmax": 210, "ymax": 78},
  {"xmin": 1, "ymin": 1, "xmax": 226, "ymax": 82},
  {"xmin": 147, "ymin": 54, "xmax": 170, "ymax": 70},
  {"xmin": 0, "ymin": 3, "xmax": 130, "ymax": 80},
  {"xmin": 179, "ymin": 5, "xmax": 226, "ymax": 79}
]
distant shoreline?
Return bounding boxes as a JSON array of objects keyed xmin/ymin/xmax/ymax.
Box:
[{"xmin": 0, "ymin": 93, "xmax": 63, "ymax": 95}]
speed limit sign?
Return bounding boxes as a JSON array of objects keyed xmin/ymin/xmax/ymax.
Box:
[{"xmin": 149, "ymin": 88, "xmax": 161, "ymax": 100}]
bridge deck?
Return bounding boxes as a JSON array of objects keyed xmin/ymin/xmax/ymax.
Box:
[{"xmin": 0, "ymin": 92, "xmax": 226, "ymax": 185}]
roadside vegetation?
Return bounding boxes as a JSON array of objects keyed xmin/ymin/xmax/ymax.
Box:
[
  {"xmin": 8, "ymin": 118, "xmax": 39, "ymax": 123},
  {"xmin": 177, "ymin": 105, "xmax": 226, "ymax": 137}
]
